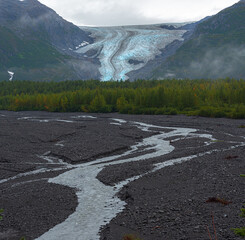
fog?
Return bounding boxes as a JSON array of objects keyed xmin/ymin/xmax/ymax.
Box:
[{"xmin": 189, "ymin": 46, "xmax": 245, "ymax": 79}]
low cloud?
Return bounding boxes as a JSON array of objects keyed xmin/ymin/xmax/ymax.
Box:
[{"xmin": 188, "ymin": 46, "xmax": 245, "ymax": 79}]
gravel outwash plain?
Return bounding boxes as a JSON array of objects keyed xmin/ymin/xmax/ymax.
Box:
[{"xmin": 0, "ymin": 111, "xmax": 244, "ymax": 240}]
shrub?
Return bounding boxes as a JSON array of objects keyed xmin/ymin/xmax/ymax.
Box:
[
  {"xmin": 197, "ymin": 106, "xmax": 226, "ymax": 118},
  {"xmin": 230, "ymin": 105, "xmax": 245, "ymax": 119}
]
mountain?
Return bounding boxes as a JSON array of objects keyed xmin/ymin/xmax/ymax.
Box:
[
  {"xmin": 151, "ymin": 0, "xmax": 245, "ymax": 79},
  {"xmin": 0, "ymin": 0, "xmax": 244, "ymax": 81},
  {"xmin": 0, "ymin": 0, "xmax": 100, "ymax": 81}
]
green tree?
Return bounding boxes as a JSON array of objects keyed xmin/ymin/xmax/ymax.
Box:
[
  {"xmin": 89, "ymin": 94, "xmax": 108, "ymax": 112},
  {"xmin": 116, "ymin": 96, "xmax": 129, "ymax": 113}
]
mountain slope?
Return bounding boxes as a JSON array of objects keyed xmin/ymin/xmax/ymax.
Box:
[
  {"xmin": 0, "ymin": 0, "xmax": 92, "ymax": 51},
  {"xmin": 0, "ymin": 0, "xmax": 100, "ymax": 81},
  {"xmin": 0, "ymin": 25, "xmax": 82, "ymax": 81},
  {"xmin": 151, "ymin": 0, "xmax": 245, "ymax": 79},
  {"xmin": 0, "ymin": 26, "xmax": 65, "ymax": 68}
]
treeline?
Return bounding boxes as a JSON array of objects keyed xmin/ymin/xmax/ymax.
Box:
[{"xmin": 0, "ymin": 79, "xmax": 245, "ymax": 118}]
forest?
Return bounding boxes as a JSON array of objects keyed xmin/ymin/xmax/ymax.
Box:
[{"xmin": 0, "ymin": 79, "xmax": 245, "ymax": 119}]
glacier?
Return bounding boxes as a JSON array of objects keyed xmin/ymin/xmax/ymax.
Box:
[{"xmin": 78, "ymin": 25, "xmax": 187, "ymax": 81}]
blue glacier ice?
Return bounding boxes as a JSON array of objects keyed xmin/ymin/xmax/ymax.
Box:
[{"xmin": 77, "ymin": 25, "xmax": 187, "ymax": 81}]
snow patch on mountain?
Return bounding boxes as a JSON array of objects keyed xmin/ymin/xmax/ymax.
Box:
[
  {"xmin": 7, "ymin": 71, "xmax": 14, "ymax": 81},
  {"xmin": 75, "ymin": 41, "xmax": 89, "ymax": 50}
]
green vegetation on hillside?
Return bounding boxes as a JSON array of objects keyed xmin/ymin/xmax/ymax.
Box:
[
  {"xmin": 0, "ymin": 26, "xmax": 76, "ymax": 81},
  {"xmin": 0, "ymin": 79, "xmax": 245, "ymax": 118},
  {"xmin": 0, "ymin": 26, "xmax": 66, "ymax": 70}
]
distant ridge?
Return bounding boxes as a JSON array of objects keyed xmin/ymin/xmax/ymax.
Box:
[{"xmin": 151, "ymin": 0, "xmax": 245, "ymax": 79}]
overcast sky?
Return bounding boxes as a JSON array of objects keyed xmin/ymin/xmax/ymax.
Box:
[{"xmin": 39, "ymin": 0, "xmax": 239, "ymax": 26}]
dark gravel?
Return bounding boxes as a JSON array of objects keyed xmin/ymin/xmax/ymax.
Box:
[{"xmin": 0, "ymin": 111, "xmax": 244, "ymax": 240}]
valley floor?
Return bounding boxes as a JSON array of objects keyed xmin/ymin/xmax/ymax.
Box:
[{"xmin": 0, "ymin": 111, "xmax": 244, "ymax": 240}]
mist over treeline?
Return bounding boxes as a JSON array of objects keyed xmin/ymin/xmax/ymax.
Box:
[
  {"xmin": 187, "ymin": 46, "xmax": 245, "ymax": 79},
  {"xmin": 0, "ymin": 79, "xmax": 245, "ymax": 119},
  {"xmin": 156, "ymin": 43, "xmax": 245, "ymax": 80}
]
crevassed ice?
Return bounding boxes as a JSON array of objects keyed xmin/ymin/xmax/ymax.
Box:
[{"xmin": 77, "ymin": 26, "xmax": 186, "ymax": 81}]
